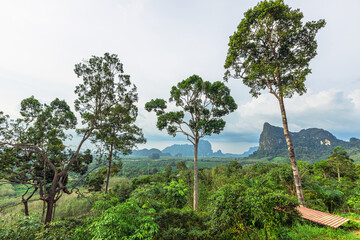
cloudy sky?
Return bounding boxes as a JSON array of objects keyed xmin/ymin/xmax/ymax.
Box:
[{"xmin": 0, "ymin": 0, "xmax": 359, "ymax": 154}]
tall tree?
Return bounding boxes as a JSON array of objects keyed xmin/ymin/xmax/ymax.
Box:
[
  {"xmin": 145, "ymin": 75, "xmax": 237, "ymax": 210},
  {"xmin": 327, "ymin": 146, "xmax": 354, "ymax": 182},
  {"xmin": 224, "ymin": 0, "xmax": 325, "ymax": 206},
  {"xmin": 74, "ymin": 53, "xmax": 145, "ymax": 194}
]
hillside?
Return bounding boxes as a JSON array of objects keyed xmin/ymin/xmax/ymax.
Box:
[{"xmin": 248, "ymin": 122, "xmax": 360, "ymax": 163}]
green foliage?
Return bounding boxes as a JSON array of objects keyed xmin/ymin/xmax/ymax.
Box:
[
  {"xmin": 346, "ymin": 183, "xmax": 360, "ymax": 213},
  {"xmin": 35, "ymin": 218, "xmax": 84, "ymax": 240},
  {"xmin": 74, "ymin": 52, "xmax": 145, "ymax": 193},
  {"xmin": 155, "ymin": 207, "xmax": 209, "ymax": 240},
  {"xmin": 73, "ymin": 199, "xmax": 159, "ymax": 240},
  {"xmin": 1, "ymin": 160, "xmax": 359, "ymax": 239},
  {"xmin": 224, "ymin": 0, "xmax": 326, "ymax": 99},
  {"xmin": 70, "ymin": 149, "xmax": 94, "ymax": 175},
  {"xmin": 86, "ymin": 168, "xmax": 107, "ymax": 192},
  {"xmin": 131, "ymin": 180, "xmax": 189, "ymax": 210},
  {"xmin": 313, "ymin": 160, "xmax": 332, "ymax": 179},
  {"xmin": 149, "ymin": 153, "xmax": 160, "ymax": 159},
  {"xmin": 342, "ymin": 220, "xmax": 360, "ymax": 231},
  {"xmin": 107, "ymin": 180, "xmax": 133, "ymax": 203},
  {"xmin": 110, "ymin": 161, "xmax": 123, "ymax": 177},
  {"xmin": 164, "ymin": 180, "xmax": 189, "ymax": 209},
  {"xmin": 327, "ymin": 146, "xmax": 356, "ymax": 181},
  {"xmin": 145, "ymin": 75, "xmax": 237, "ymax": 139},
  {"xmin": 164, "ymin": 165, "xmax": 173, "ymax": 178},
  {"xmin": 285, "ymin": 222, "xmax": 360, "ymax": 240},
  {"xmin": 208, "ymin": 182, "xmax": 299, "ymax": 239},
  {"xmin": 306, "ymin": 183, "xmax": 345, "ymax": 213},
  {"xmin": 176, "ymin": 161, "xmax": 188, "ymax": 173},
  {"xmin": 0, "ymin": 215, "xmax": 42, "ymax": 240},
  {"xmin": 268, "ymin": 163, "xmax": 295, "ymax": 194}
]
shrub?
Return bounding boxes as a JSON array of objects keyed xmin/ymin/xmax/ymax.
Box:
[
  {"xmin": 154, "ymin": 207, "xmax": 209, "ymax": 240},
  {"xmin": 73, "ymin": 198, "xmax": 159, "ymax": 240},
  {"xmin": 208, "ymin": 183, "xmax": 299, "ymax": 239},
  {"xmin": 0, "ymin": 215, "xmax": 42, "ymax": 240}
]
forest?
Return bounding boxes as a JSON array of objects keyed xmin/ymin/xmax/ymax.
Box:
[
  {"xmin": 0, "ymin": 157, "xmax": 360, "ymax": 239},
  {"xmin": 1, "ymin": 0, "xmax": 360, "ymax": 239}
]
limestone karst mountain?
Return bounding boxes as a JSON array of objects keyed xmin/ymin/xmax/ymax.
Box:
[{"xmin": 249, "ymin": 122, "xmax": 360, "ymax": 163}]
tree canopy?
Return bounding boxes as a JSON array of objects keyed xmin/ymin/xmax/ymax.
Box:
[
  {"xmin": 145, "ymin": 75, "xmax": 237, "ymax": 142},
  {"xmin": 224, "ymin": 0, "xmax": 326, "ymax": 99},
  {"xmin": 74, "ymin": 53, "xmax": 145, "ymax": 193}
]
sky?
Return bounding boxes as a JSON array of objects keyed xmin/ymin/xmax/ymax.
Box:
[{"xmin": 0, "ymin": 0, "xmax": 359, "ymax": 154}]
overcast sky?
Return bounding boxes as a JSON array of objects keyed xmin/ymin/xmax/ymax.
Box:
[{"xmin": 0, "ymin": 0, "xmax": 359, "ymax": 154}]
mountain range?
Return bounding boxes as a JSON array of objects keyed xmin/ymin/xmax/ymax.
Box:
[
  {"xmin": 131, "ymin": 122, "xmax": 360, "ymax": 163},
  {"xmin": 248, "ymin": 122, "xmax": 360, "ymax": 163},
  {"xmin": 131, "ymin": 140, "xmax": 257, "ymax": 158}
]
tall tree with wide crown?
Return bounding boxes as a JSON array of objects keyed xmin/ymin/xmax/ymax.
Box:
[
  {"xmin": 224, "ymin": 0, "xmax": 326, "ymax": 206},
  {"xmin": 145, "ymin": 75, "xmax": 237, "ymax": 210}
]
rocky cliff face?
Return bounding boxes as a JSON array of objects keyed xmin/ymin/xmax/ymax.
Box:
[
  {"xmin": 252, "ymin": 122, "xmax": 360, "ymax": 162},
  {"xmin": 258, "ymin": 122, "xmax": 287, "ymax": 151}
]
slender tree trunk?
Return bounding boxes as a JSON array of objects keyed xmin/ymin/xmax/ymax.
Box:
[
  {"xmin": 337, "ymin": 166, "xmax": 340, "ymax": 182},
  {"xmin": 42, "ymin": 159, "xmax": 47, "ymax": 222},
  {"xmin": 193, "ymin": 139, "xmax": 199, "ymax": 210},
  {"xmin": 278, "ymin": 96, "xmax": 305, "ymax": 207},
  {"xmin": 41, "ymin": 201, "xmax": 46, "ymax": 223},
  {"xmin": 105, "ymin": 145, "xmax": 114, "ymax": 194},
  {"xmin": 52, "ymin": 202, "xmax": 56, "ymax": 221},
  {"xmin": 22, "ymin": 200, "xmax": 29, "ymax": 216}
]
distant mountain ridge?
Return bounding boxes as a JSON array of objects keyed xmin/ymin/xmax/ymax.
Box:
[
  {"xmin": 162, "ymin": 140, "xmax": 213, "ymax": 157},
  {"xmin": 249, "ymin": 122, "xmax": 360, "ymax": 163},
  {"xmin": 131, "ymin": 140, "xmax": 257, "ymax": 158}
]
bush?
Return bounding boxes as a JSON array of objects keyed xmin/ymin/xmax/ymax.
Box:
[
  {"xmin": 342, "ymin": 220, "xmax": 360, "ymax": 230},
  {"xmin": 73, "ymin": 198, "xmax": 159, "ymax": 240},
  {"xmin": 108, "ymin": 180, "xmax": 133, "ymax": 203},
  {"xmin": 155, "ymin": 207, "xmax": 209, "ymax": 240},
  {"xmin": 286, "ymin": 222, "xmax": 359, "ymax": 240},
  {"xmin": 131, "ymin": 180, "xmax": 189, "ymax": 210},
  {"xmin": 0, "ymin": 215, "xmax": 42, "ymax": 240},
  {"xmin": 208, "ymin": 183, "xmax": 299, "ymax": 239},
  {"xmin": 35, "ymin": 218, "xmax": 84, "ymax": 240},
  {"xmin": 85, "ymin": 168, "xmax": 107, "ymax": 192}
]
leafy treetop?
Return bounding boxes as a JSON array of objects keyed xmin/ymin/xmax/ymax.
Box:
[
  {"xmin": 224, "ymin": 0, "xmax": 326, "ymax": 99},
  {"xmin": 145, "ymin": 75, "xmax": 237, "ymax": 144}
]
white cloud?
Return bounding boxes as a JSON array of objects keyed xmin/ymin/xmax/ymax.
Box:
[
  {"xmin": 1, "ymin": 0, "xmax": 360, "ymax": 154},
  {"xmin": 349, "ymin": 90, "xmax": 360, "ymax": 111}
]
